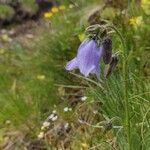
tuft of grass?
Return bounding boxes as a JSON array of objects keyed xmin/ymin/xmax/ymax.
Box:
[
  {"xmin": 0, "ymin": 0, "xmax": 96, "ymax": 136},
  {"xmin": 0, "ymin": 5, "xmax": 14, "ymax": 16}
]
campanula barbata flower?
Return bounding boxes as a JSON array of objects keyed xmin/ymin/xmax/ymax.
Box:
[
  {"xmin": 65, "ymin": 34, "xmax": 112, "ymax": 79},
  {"xmin": 65, "ymin": 39, "xmax": 104, "ymax": 79}
]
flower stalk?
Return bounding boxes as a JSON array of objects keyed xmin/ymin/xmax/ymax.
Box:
[
  {"xmin": 65, "ymin": 23, "xmax": 131, "ymax": 148},
  {"xmin": 109, "ymin": 25, "xmax": 131, "ymax": 150},
  {"xmin": 89, "ymin": 23, "xmax": 131, "ymax": 149},
  {"xmin": 65, "ymin": 24, "xmax": 112, "ymax": 80}
]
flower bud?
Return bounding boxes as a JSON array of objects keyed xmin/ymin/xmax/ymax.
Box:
[
  {"xmin": 102, "ymin": 37, "xmax": 112, "ymax": 64},
  {"xmin": 104, "ymin": 54, "xmax": 118, "ymax": 78}
]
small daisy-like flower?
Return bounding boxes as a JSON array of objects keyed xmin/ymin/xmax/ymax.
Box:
[
  {"xmin": 51, "ymin": 115, "xmax": 58, "ymax": 121},
  {"xmin": 59, "ymin": 5, "xmax": 66, "ymax": 10},
  {"xmin": 64, "ymin": 107, "xmax": 69, "ymax": 112},
  {"xmin": 48, "ymin": 114, "xmax": 55, "ymax": 120},
  {"xmin": 38, "ymin": 132, "xmax": 44, "ymax": 139},
  {"xmin": 41, "ymin": 126, "xmax": 45, "ymax": 131},
  {"xmin": 129, "ymin": 16, "xmax": 143, "ymax": 27},
  {"xmin": 81, "ymin": 96, "xmax": 87, "ymax": 101},
  {"xmin": 51, "ymin": 6, "xmax": 59, "ymax": 13},
  {"xmin": 44, "ymin": 12, "xmax": 53, "ymax": 18},
  {"xmin": 68, "ymin": 108, "xmax": 72, "ymax": 111},
  {"xmin": 64, "ymin": 107, "xmax": 72, "ymax": 112},
  {"xmin": 64, "ymin": 123, "xmax": 69, "ymax": 129},
  {"xmin": 52, "ymin": 110, "xmax": 57, "ymax": 114},
  {"xmin": 37, "ymin": 75, "xmax": 45, "ymax": 80},
  {"xmin": 43, "ymin": 121, "xmax": 50, "ymax": 128}
]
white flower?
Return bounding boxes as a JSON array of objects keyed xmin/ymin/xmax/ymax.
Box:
[
  {"xmin": 43, "ymin": 121, "xmax": 50, "ymax": 128},
  {"xmin": 93, "ymin": 110, "xmax": 98, "ymax": 114},
  {"xmin": 64, "ymin": 107, "xmax": 69, "ymax": 112},
  {"xmin": 68, "ymin": 108, "xmax": 72, "ymax": 111},
  {"xmin": 48, "ymin": 114, "xmax": 55, "ymax": 120},
  {"xmin": 51, "ymin": 115, "xmax": 58, "ymax": 121},
  {"xmin": 41, "ymin": 126, "xmax": 45, "ymax": 131},
  {"xmin": 64, "ymin": 123, "xmax": 69, "ymax": 129},
  {"xmin": 64, "ymin": 107, "xmax": 72, "ymax": 112},
  {"xmin": 52, "ymin": 110, "xmax": 57, "ymax": 114},
  {"xmin": 38, "ymin": 132, "xmax": 44, "ymax": 139},
  {"xmin": 81, "ymin": 96, "xmax": 87, "ymax": 101}
]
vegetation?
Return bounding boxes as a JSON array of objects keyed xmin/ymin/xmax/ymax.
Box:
[{"xmin": 0, "ymin": 0, "xmax": 149, "ymax": 149}]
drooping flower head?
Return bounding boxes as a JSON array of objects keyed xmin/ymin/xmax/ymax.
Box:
[
  {"xmin": 65, "ymin": 24, "xmax": 113, "ymax": 79},
  {"xmin": 66, "ymin": 39, "xmax": 104, "ymax": 79}
]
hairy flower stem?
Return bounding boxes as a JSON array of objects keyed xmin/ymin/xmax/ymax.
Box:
[
  {"xmin": 109, "ymin": 25, "xmax": 131, "ymax": 150},
  {"xmin": 85, "ymin": 24, "xmax": 131, "ymax": 149}
]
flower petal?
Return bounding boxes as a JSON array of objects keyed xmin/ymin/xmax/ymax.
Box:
[
  {"xmin": 65, "ymin": 39, "xmax": 104, "ymax": 80},
  {"xmin": 77, "ymin": 40, "xmax": 100, "ymax": 76},
  {"xmin": 83, "ymin": 65, "xmax": 95, "ymax": 77},
  {"xmin": 97, "ymin": 46, "xmax": 104, "ymax": 58},
  {"xmin": 94, "ymin": 66, "xmax": 100, "ymax": 80},
  {"xmin": 65, "ymin": 57, "xmax": 78, "ymax": 70}
]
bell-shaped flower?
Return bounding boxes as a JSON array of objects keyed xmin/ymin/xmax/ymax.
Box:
[{"xmin": 65, "ymin": 39, "xmax": 104, "ymax": 79}]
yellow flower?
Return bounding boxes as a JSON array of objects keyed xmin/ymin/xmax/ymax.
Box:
[
  {"xmin": 0, "ymin": 49, "xmax": 5, "ymax": 54},
  {"xmin": 142, "ymin": 0, "xmax": 149, "ymax": 4},
  {"xmin": 51, "ymin": 6, "xmax": 59, "ymax": 13},
  {"xmin": 44, "ymin": 12, "xmax": 53, "ymax": 18},
  {"xmin": 1, "ymin": 34, "xmax": 12, "ymax": 42},
  {"xmin": 69, "ymin": 4, "xmax": 74, "ymax": 9},
  {"xmin": 38, "ymin": 132, "xmax": 44, "ymax": 139},
  {"xmin": 81, "ymin": 143, "xmax": 89, "ymax": 149},
  {"xmin": 43, "ymin": 121, "xmax": 50, "ymax": 128},
  {"xmin": 141, "ymin": 0, "xmax": 150, "ymax": 15},
  {"xmin": 59, "ymin": 5, "xmax": 66, "ymax": 10},
  {"xmin": 37, "ymin": 75, "xmax": 45, "ymax": 80},
  {"xmin": 78, "ymin": 33, "xmax": 85, "ymax": 42},
  {"xmin": 129, "ymin": 16, "xmax": 143, "ymax": 27}
]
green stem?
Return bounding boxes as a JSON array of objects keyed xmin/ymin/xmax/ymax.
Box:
[
  {"xmin": 123, "ymin": 58, "xmax": 131, "ymax": 150},
  {"xmin": 108, "ymin": 25, "xmax": 131, "ymax": 149}
]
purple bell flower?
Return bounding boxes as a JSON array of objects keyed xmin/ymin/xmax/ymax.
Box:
[{"xmin": 65, "ymin": 39, "xmax": 104, "ymax": 79}]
